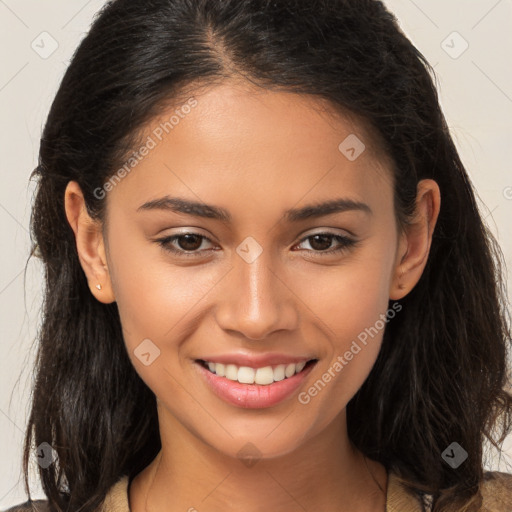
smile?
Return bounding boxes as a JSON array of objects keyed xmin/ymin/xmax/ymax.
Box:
[
  {"xmin": 195, "ymin": 358, "xmax": 319, "ymax": 408},
  {"xmin": 197, "ymin": 359, "xmax": 317, "ymax": 386}
]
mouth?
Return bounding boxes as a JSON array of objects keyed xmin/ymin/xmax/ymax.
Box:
[
  {"xmin": 194, "ymin": 357, "xmax": 319, "ymax": 408},
  {"xmin": 195, "ymin": 358, "xmax": 318, "ymax": 386}
]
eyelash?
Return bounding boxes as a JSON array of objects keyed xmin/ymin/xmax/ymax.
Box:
[{"xmin": 155, "ymin": 232, "xmax": 357, "ymax": 258}]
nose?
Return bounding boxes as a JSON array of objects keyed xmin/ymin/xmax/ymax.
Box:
[{"xmin": 214, "ymin": 248, "xmax": 299, "ymax": 341}]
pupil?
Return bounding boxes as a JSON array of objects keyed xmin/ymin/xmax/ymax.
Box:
[
  {"xmin": 177, "ymin": 234, "xmax": 334, "ymax": 252},
  {"xmin": 179, "ymin": 234, "xmax": 202, "ymax": 251},
  {"xmin": 310, "ymin": 234, "xmax": 331, "ymax": 251}
]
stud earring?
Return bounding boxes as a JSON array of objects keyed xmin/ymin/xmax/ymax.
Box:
[{"xmin": 96, "ymin": 284, "xmax": 102, "ymax": 290}]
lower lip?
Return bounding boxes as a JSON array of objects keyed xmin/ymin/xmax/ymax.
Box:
[{"xmin": 195, "ymin": 361, "xmax": 316, "ymax": 409}]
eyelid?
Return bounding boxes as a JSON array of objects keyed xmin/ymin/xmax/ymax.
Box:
[
  {"xmin": 293, "ymin": 231, "xmax": 357, "ymax": 253},
  {"xmin": 155, "ymin": 228, "xmax": 358, "ymax": 259},
  {"xmin": 156, "ymin": 226, "xmax": 352, "ymax": 245},
  {"xmin": 296, "ymin": 227, "xmax": 355, "ymax": 239}
]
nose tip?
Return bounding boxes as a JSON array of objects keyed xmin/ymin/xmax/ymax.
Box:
[{"xmin": 223, "ymin": 287, "xmax": 285, "ymax": 341}]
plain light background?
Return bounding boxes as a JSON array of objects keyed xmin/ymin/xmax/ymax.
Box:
[{"xmin": 1, "ymin": 0, "xmax": 511, "ymax": 507}]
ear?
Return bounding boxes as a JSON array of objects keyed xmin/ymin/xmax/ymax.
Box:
[
  {"xmin": 389, "ymin": 179, "xmax": 441, "ymax": 300},
  {"xmin": 64, "ymin": 181, "xmax": 116, "ymax": 304}
]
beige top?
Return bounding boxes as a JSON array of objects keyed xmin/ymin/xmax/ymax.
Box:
[
  {"xmin": 97, "ymin": 470, "xmax": 512, "ymax": 512},
  {"xmin": 5, "ymin": 470, "xmax": 512, "ymax": 511}
]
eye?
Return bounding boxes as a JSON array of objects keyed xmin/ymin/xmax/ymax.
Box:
[
  {"xmin": 156, "ymin": 233, "xmax": 216, "ymax": 258},
  {"xmin": 293, "ymin": 232, "xmax": 357, "ymax": 256},
  {"xmin": 155, "ymin": 231, "xmax": 358, "ymax": 259}
]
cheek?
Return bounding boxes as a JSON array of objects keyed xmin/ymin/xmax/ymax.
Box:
[
  {"xmin": 295, "ymin": 241, "xmax": 396, "ymax": 343},
  {"xmin": 107, "ymin": 226, "xmax": 223, "ymax": 354},
  {"xmin": 293, "ymin": 240, "xmax": 396, "ymax": 409}
]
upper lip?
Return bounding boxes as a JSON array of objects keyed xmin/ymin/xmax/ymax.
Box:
[{"xmin": 196, "ymin": 353, "xmax": 317, "ymax": 368}]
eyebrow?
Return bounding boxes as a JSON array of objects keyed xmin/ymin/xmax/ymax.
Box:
[{"xmin": 136, "ymin": 196, "xmax": 372, "ymax": 223}]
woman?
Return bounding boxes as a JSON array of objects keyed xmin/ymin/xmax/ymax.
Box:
[{"xmin": 5, "ymin": 0, "xmax": 512, "ymax": 511}]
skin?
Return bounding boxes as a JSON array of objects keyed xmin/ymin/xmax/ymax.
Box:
[{"xmin": 64, "ymin": 80, "xmax": 440, "ymax": 512}]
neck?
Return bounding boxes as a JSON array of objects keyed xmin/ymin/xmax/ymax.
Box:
[{"xmin": 129, "ymin": 406, "xmax": 387, "ymax": 512}]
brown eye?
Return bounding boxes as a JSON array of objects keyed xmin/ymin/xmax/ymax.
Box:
[
  {"xmin": 155, "ymin": 231, "xmax": 358, "ymax": 259},
  {"xmin": 294, "ymin": 233, "xmax": 357, "ymax": 256},
  {"xmin": 174, "ymin": 234, "xmax": 203, "ymax": 251},
  {"xmin": 155, "ymin": 233, "xmax": 216, "ymax": 258},
  {"xmin": 308, "ymin": 234, "xmax": 335, "ymax": 251}
]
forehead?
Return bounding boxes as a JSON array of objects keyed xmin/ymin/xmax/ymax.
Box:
[{"xmin": 105, "ymin": 81, "xmax": 394, "ymax": 219}]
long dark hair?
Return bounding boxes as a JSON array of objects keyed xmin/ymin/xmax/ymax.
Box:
[{"xmin": 19, "ymin": 0, "xmax": 512, "ymax": 510}]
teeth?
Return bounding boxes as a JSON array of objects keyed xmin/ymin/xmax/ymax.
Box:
[
  {"xmin": 285, "ymin": 363, "xmax": 296, "ymax": 378},
  {"xmin": 254, "ymin": 366, "xmax": 274, "ymax": 385},
  {"xmin": 273, "ymin": 364, "xmax": 285, "ymax": 381},
  {"xmin": 238, "ymin": 366, "xmax": 256, "ymax": 384},
  {"xmin": 225, "ymin": 364, "xmax": 238, "ymax": 380},
  {"xmin": 204, "ymin": 360, "xmax": 311, "ymax": 385},
  {"xmin": 296, "ymin": 361, "xmax": 306, "ymax": 373}
]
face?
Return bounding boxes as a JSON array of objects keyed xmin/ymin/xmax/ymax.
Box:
[{"xmin": 81, "ymin": 81, "xmax": 413, "ymax": 460}]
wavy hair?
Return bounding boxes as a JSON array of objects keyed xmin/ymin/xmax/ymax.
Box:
[{"xmin": 17, "ymin": 0, "xmax": 512, "ymax": 510}]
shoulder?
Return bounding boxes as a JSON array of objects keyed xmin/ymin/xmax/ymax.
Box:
[
  {"xmin": 2, "ymin": 500, "xmax": 51, "ymax": 512},
  {"xmin": 2, "ymin": 475, "xmax": 131, "ymax": 512},
  {"xmin": 479, "ymin": 470, "xmax": 512, "ymax": 511},
  {"xmin": 387, "ymin": 469, "xmax": 512, "ymax": 512},
  {"xmin": 5, "ymin": 472, "xmax": 510, "ymax": 511}
]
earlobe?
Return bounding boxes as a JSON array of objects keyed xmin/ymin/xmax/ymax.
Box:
[
  {"xmin": 389, "ymin": 235, "xmax": 409, "ymax": 300},
  {"xmin": 389, "ymin": 179, "xmax": 441, "ymax": 300},
  {"xmin": 64, "ymin": 181, "xmax": 116, "ymax": 304}
]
